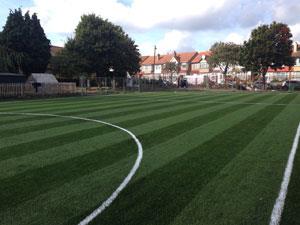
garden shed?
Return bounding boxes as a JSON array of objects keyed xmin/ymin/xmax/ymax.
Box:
[{"xmin": 27, "ymin": 73, "xmax": 58, "ymax": 84}]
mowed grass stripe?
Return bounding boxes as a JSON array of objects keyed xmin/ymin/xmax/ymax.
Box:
[
  {"xmin": 280, "ymin": 144, "xmax": 300, "ymax": 225},
  {"xmin": 170, "ymin": 94, "xmax": 300, "ymax": 225},
  {"xmin": 0, "ymin": 92, "xmax": 250, "ymax": 147},
  {"xmin": 0, "ymin": 135, "xmax": 137, "ymax": 211},
  {"xmin": 26, "ymin": 99, "xmax": 271, "ymax": 225},
  {"xmin": 0, "ymin": 94, "xmax": 275, "ymax": 210},
  {"xmin": 0, "ymin": 93, "xmax": 237, "ymax": 137},
  {"xmin": 0, "ymin": 91, "xmax": 219, "ymax": 113},
  {"xmin": 0, "ymin": 92, "xmax": 246, "ymax": 131},
  {"xmin": 0, "ymin": 94, "xmax": 256, "ymax": 179},
  {"xmin": 10, "ymin": 93, "xmax": 188, "ymax": 113},
  {"xmin": 45, "ymin": 93, "xmax": 232, "ymax": 116},
  {"xmin": 116, "ymin": 93, "xmax": 254, "ymax": 129},
  {"xmin": 0, "ymin": 93, "xmax": 289, "ymax": 225},
  {"xmin": 92, "ymin": 94, "xmax": 296, "ymax": 225},
  {"xmin": 0, "ymin": 93, "xmax": 217, "ymax": 126},
  {"xmin": 0, "ymin": 94, "xmax": 267, "ymax": 161},
  {"xmin": 134, "ymin": 94, "xmax": 275, "ymax": 149},
  {"xmin": 0, "ymin": 93, "xmax": 173, "ymax": 111}
]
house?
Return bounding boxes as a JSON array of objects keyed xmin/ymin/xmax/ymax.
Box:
[
  {"xmin": 140, "ymin": 56, "xmax": 155, "ymax": 76},
  {"xmin": 140, "ymin": 54, "xmax": 174, "ymax": 79},
  {"xmin": 191, "ymin": 51, "xmax": 211, "ymax": 74},
  {"xmin": 140, "ymin": 51, "xmax": 198, "ymax": 79},
  {"xmin": 175, "ymin": 51, "xmax": 198, "ymax": 76},
  {"xmin": 0, "ymin": 73, "xmax": 26, "ymax": 84},
  {"xmin": 50, "ymin": 45, "xmax": 63, "ymax": 56}
]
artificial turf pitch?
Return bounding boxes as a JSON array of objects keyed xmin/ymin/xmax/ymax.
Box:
[{"xmin": 0, "ymin": 91, "xmax": 300, "ymax": 225}]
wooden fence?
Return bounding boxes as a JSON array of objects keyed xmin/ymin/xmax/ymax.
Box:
[{"xmin": 0, "ymin": 83, "xmax": 77, "ymax": 97}]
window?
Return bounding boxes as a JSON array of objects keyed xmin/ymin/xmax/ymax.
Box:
[
  {"xmin": 181, "ymin": 63, "xmax": 187, "ymax": 69},
  {"xmin": 200, "ymin": 61, "xmax": 209, "ymax": 69},
  {"xmin": 192, "ymin": 63, "xmax": 200, "ymax": 69}
]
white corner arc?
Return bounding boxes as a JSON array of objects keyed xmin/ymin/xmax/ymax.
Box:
[
  {"xmin": 0, "ymin": 112, "xmax": 143, "ymax": 225},
  {"xmin": 269, "ymin": 122, "xmax": 300, "ymax": 225}
]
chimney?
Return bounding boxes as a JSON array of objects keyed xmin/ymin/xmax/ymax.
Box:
[
  {"xmin": 173, "ymin": 51, "xmax": 177, "ymax": 57},
  {"xmin": 157, "ymin": 53, "xmax": 161, "ymax": 59}
]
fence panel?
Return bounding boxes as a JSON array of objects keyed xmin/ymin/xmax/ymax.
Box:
[{"xmin": 0, "ymin": 82, "xmax": 77, "ymax": 98}]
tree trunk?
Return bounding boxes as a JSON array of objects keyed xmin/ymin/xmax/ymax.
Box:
[
  {"xmin": 223, "ymin": 64, "xmax": 228, "ymax": 88},
  {"xmin": 262, "ymin": 69, "xmax": 267, "ymax": 90}
]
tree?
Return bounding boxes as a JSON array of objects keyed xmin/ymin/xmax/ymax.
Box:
[
  {"xmin": 52, "ymin": 14, "xmax": 140, "ymax": 79},
  {"xmin": 0, "ymin": 9, "xmax": 51, "ymax": 75},
  {"xmin": 240, "ymin": 22, "xmax": 294, "ymax": 89},
  {"xmin": 0, "ymin": 45, "xmax": 24, "ymax": 73},
  {"xmin": 208, "ymin": 42, "xmax": 241, "ymax": 85},
  {"xmin": 50, "ymin": 39, "xmax": 89, "ymax": 79},
  {"xmin": 162, "ymin": 62, "xmax": 180, "ymax": 82},
  {"xmin": 22, "ymin": 13, "xmax": 51, "ymax": 74}
]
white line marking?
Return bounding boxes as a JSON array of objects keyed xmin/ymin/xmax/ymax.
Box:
[
  {"xmin": 0, "ymin": 112, "xmax": 143, "ymax": 225},
  {"xmin": 269, "ymin": 122, "xmax": 300, "ymax": 225}
]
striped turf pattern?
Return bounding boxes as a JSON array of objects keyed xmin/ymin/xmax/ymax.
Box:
[{"xmin": 1, "ymin": 92, "xmax": 300, "ymax": 225}]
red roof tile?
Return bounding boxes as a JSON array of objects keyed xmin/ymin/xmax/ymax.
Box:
[
  {"xmin": 141, "ymin": 56, "xmax": 155, "ymax": 65},
  {"xmin": 141, "ymin": 54, "xmax": 173, "ymax": 65},
  {"xmin": 192, "ymin": 51, "xmax": 211, "ymax": 63},
  {"xmin": 140, "ymin": 56, "xmax": 149, "ymax": 63},
  {"xmin": 176, "ymin": 52, "xmax": 198, "ymax": 63}
]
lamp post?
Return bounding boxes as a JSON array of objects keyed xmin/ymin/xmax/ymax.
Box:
[
  {"xmin": 153, "ymin": 45, "xmax": 157, "ymax": 80},
  {"xmin": 109, "ymin": 67, "xmax": 115, "ymax": 90}
]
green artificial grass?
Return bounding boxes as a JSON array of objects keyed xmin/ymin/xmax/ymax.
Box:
[{"xmin": 0, "ymin": 91, "xmax": 299, "ymax": 225}]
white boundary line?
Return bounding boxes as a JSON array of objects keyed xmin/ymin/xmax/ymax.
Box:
[
  {"xmin": 269, "ymin": 122, "xmax": 300, "ymax": 225},
  {"xmin": 0, "ymin": 112, "xmax": 143, "ymax": 225}
]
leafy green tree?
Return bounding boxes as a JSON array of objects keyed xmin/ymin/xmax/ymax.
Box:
[
  {"xmin": 53, "ymin": 14, "xmax": 140, "ymax": 78},
  {"xmin": 23, "ymin": 13, "xmax": 51, "ymax": 74},
  {"xmin": 50, "ymin": 39, "xmax": 89, "ymax": 79},
  {"xmin": 0, "ymin": 9, "xmax": 50, "ymax": 75},
  {"xmin": 0, "ymin": 45, "xmax": 24, "ymax": 73},
  {"xmin": 162, "ymin": 62, "xmax": 180, "ymax": 82},
  {"xmin": 240, "ymin": 22, "xmax": 294, "ymax": 89},
  {"xmin": 208, "ymin": 42, "xmax": 241, "ymax": 84}
]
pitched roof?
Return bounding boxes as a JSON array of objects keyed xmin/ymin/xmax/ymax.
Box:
[
  {"xmin": 141, "ymin": 56, "xmax": 155, "ymax": 65},
  {"xmin": 27, "ymin": 73, "xmax": 59, "ymax": 84},
  {"xmin": 192, "ymin": 51, "xmax": 212, "ymax": 63},
  {"xmin": 176, "ymin": 52, "xmax": 198, "ymax": 63},
  {"xmin": 141, "ymin": 51, "xmax": 209, "ymax": 65},
  {"xmin": 141, "ymin": 54, "xmax": 173, "ymax": 65},
  {"xmin": 157, "ymin": 54, "xmax": 173, "ymax": 64},
  {"xmin": 140, "ymin": 56, "xmax": 149, "ymax": 63}
]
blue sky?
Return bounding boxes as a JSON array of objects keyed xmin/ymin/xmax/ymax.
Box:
[{"xmin": 1, "ymin": 0, "xmax": 300, "ymax": 55}]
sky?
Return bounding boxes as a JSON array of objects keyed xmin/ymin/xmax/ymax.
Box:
[{"xmin": 1, "ymin": 0, "xmax": 300, "ymax": 56}]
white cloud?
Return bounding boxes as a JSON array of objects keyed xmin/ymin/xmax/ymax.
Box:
[
  {"xmin": 28, "ymin": 0, "xmax": 230, "ymax": 33},
  {"xmin": 138, "ymin": 30, "xmax": 195, "ymax": 55},
  {"xmin": 224, "ymin": 32, "xmax": 247, "ymax": 44},
  {"xmin": 290, "ymin": 24, "xmax": 300, "ymax": 42},
  {"xmin": 25, "ymin": 0, "xmax": 300, "ymax": 52},
  {"xmin": 273, "ymin": 0, "xmax": 300, "ymax": 25},
  {"xmin": 156, "ymin": 30, "xmax": 195, "ymax": 54}
]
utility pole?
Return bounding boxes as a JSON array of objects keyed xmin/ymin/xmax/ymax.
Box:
[{"xmin": 153, "ymin": 45, "xmax": 157, "ymax": 80}]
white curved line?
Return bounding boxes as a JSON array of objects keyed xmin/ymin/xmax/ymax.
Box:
[{"xmin": 0, "ymin": 112, "xmax": 143, "ymax": 225}]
